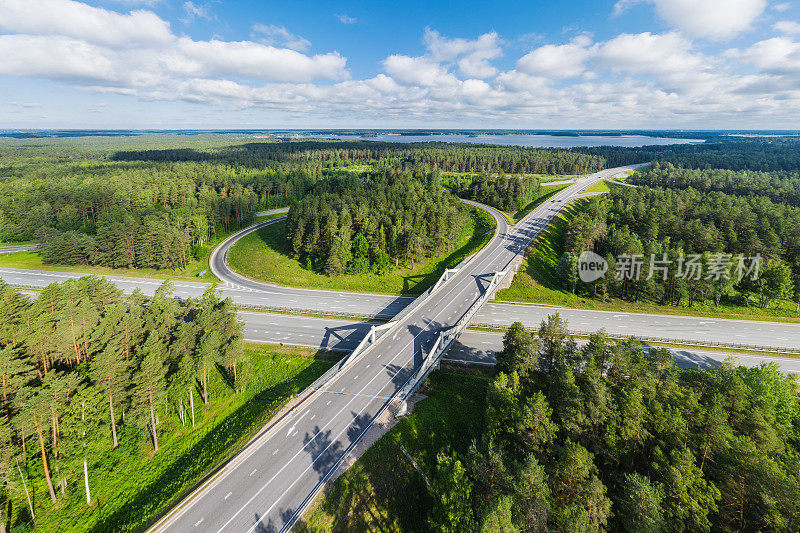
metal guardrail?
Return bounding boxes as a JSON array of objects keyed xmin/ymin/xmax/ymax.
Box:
[
  {"xmin": 396, "ymin": 268, "xmax": 515, "ymax": 408},
  {"xmin": 237, "ymin": 302, "xmax": 394, "ymax": 320},
  {"xmin": 469, "ymin": 323, "xmax": 800, "ymax": 355}
]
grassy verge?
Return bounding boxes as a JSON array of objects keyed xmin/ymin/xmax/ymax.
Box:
[
  {"xmin": 497, "ymin": 199, "xmax": 800, "ymax": 323},
  {"xmin": 227, "ymin": 207, "xmax": 496, "ymax": 296},
  {"xmin": 0, "ymin": 212, "xmax": 286, "ymax": 283},
  {"xmin": 465, "ymin": 325, "xmax": 800, "ymax": 359},
  {"xmin": 299, "ymin": 369, "xmax": 489, "ymax": 532},
  {"xmin": 580, "ymin": 180, "xmax": 612, "ymax": 194},
  {"xmin": 509, "ymin": 182, "xmax": 571, "ymax": 223},
  {"xmin": 0, "ymin": 240, "xmax": 37, "ymax": 246},
  {"xmin": 15, "ymin": 343, "xmax": 335, "ymax": 533}
]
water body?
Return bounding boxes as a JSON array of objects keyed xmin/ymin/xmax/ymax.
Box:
[{"xmin": 304, "ymin": 133, "xmax": 704, "ymax": 148}]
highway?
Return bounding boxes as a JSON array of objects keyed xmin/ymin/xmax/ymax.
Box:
[
  {"xmin": 2, "ymin": 267, "xmax": 799, "ymax": 351},
  {"xmin": 146, "ymin": 165, "xmax": 642, "ymax": 532},
  {"xmin": 0, "ymin": 244, "xmax": 38, "ymax": 254},
  {"xmin": 238, "ymin": 311, "xmax": 800, "ymax": 374},
  {"xmin": 1, "ymin": 164, "xmax": 797, "ymax": 530}
]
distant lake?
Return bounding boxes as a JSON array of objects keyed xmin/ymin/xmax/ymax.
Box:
[{"xmin": 303, "ymin": 133, "xmax": 704, "ymax": 148}]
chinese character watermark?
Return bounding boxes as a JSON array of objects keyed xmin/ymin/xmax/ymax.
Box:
[{"xmin": 579, "ymin": 252, "xmax": 761, "ymax": 283}]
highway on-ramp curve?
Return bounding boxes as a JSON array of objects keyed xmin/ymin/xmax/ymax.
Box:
[{"xmin": 149, "ymin": 165, "xmax": 640, "ymax": 532}]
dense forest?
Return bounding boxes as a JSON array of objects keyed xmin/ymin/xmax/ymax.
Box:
[
  {"xmin": 112, "ymin": 140, "xmax": 608, "ymax": 175},
  {"xmin": 582, "ymin": 138, "xmax": 800, "ymax": 171},
  {"xmin": 0, "ymin": 278, "xmax": 242, "ymax": 524},
  {"xmin": 429, "ymin": 317, "xmax": 800, "ymax": 532},
  {"xmin": 631, "ymin": 163, "xmax": 800, "ymax": 207},
  {"xmin": 0, "ymin": 139, "xmax": 615, "ymax": 272},
  {"xmin": 559, "ymin": 187, "xmax": 800, "ymax": 308},
  {"xmin": 0, "ymin": 160, "xmax": 318, "ymax": 269},
  {"xmin": 447, "ymin": 174, "xmax": 542, "ymax": 213},
  {"xmin": 286, "ymin": 171, "xmax": 468, "ymax": 275}
]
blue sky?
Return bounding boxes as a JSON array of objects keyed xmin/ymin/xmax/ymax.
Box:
[{"xmin": 2, "ymin": 0, "xmax": 800, "ymax": 129}]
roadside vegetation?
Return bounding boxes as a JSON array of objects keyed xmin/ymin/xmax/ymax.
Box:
[
  {"xmin": 510, "ymin": 182, "xmax": 570, "ymax": 223},
  {"xmin": 305, "ymin": 316, "xmax": 800, "ymax": 532},
  {"xmin": 0, "ymin": 212, "xmax": 288, "ymax": 284},
  {"xmin": 499, "ymin": 177, "xmax": 800, "ymax": 322},
  {"xmin": 228, "ymin": 206, "xmax": 495, "ymax": 295},
  {"xmin": 579, "ymin": 180, "xmax": 614, "ymax": 194},
  {"xmin": 301, "ymin": 369, "xmax": 490, "ymax": 531},
  {"xmin": 0, "ymin": 276, "xmax": 335, "ymax": 531},
  {"xmin": 0, "ymin": 136, "xmax": 600, "ymax": 282},
  {"xmin": 445, "ymin": 174, "xmax": 571, "ymax": 224}
]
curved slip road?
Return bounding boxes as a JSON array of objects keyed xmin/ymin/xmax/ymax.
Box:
[
  {"xmin": 148, "ymin": 165, "xmax": 646, "ymax": 532},
  {"xmin": 0, "ymin": 244, "xmax": 38, "ymax": 254}
]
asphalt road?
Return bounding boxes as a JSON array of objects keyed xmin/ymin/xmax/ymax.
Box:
[
  {"xmin": 238, "ymin": 311, "xmax": 800, "ymax": 374},
  {"xmin": 1, "ymin": 272, "xmax": 798, "ymax": 351},
  {"xmin": 477, "ymin": 303, "xmax": 800, "ymax": 352},
  {"xmin": 1, "ymin": 165, "xmax": 797, "ymax": 531},
  {"xmin": 0, "ymin": 244, "xmax": 38, "ymax": 254},
  {"xmin": 148, "ymin": 165, "xmax": 644, "ymax": 532}
]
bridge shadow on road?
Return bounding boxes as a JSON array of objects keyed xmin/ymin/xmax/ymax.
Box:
[
  {"xmin": 667, "ymin": 347, "xmax": 724, "ymax": 370},
  {"xmin": 320, "ymin": 322, "xmax": 373, "ymax": 351}
]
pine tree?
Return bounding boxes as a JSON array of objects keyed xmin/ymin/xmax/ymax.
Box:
[
  {"xmin": 133, "ymin": 335, "xmax": 168, "ymax": 452},
  {"xmin": 428, "ymin": 452, "xmax": 474, "ymax": 532},
  {"xmin": 89, "ymin": 318, "xmax": 131, "ymax": 449},
  {"xmin": 196, "ymin": 330, "xmax": 221, "ymax": 405}
]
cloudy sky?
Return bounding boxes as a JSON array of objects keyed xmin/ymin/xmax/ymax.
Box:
[{"xmin": 1, "ymin": 0, "xmax": 800, "ymax": 129}]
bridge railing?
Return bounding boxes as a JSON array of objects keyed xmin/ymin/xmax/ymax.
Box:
[{"xmin": 395, "ymin": 268, "xmax": 515, "ymax": 407}]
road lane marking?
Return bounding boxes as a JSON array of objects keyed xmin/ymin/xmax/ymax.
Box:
[
  {"xmin": 286, "ymin": 410, "xmax": 311, "ymax": 437},
  {"xmin": 156, "ymin": 170, "xmax": 631, "ymax": 532},
  {"xmin": 249, "ymin": 469, "xmax": 257, "ymax": 476},
  {"xmin": 225, "ymin": 492, "xmax": 232, "ymax": 500}
]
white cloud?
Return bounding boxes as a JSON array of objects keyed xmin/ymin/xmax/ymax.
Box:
[
  {"xmin": 516, "ymin": 35, "xmax": 593, "ymax": 79},
  {"xmin": 252, "ymin": 24, "xmax": 311, "ymax": 52},
  {"xmin": 613, "ymin": 0, "xmax": 767, "ymax": 40},
  {"xmin": 612, "ymin": 0, "xmax": 640, "ymax": 17},
  {"xmin": 383, "ymin": 55, "xmax": 458, "ymax": 87},
  {"xmin": 774, "ymin": 20, "xmax": 800, "ymax": 35},
  {"xmin": 0, "ymin": 0, "xmax": 172, "ymax": 47},
  {"xmin": 774, "ymin": 2, "xmax": 791, "ymax": 12},
  {"xmin": 596, "ymin": 32, "xmax": 705, "ymax": 78},
  {"xmin": 737, "ymin": 36, "xmax": 800, "ymax": 74},
  {"xmin": 174, "ymin": 38, "xmax": 345, "ymax": 81},
  {"xmin": 423, "ymin": 28, "xmax": 502, "ymax": 78},
  {"xmin": 0, "ymin": 35, "xmax": 123, "ymax": 83},
  {"xmin": 181, "ymin": 1, "xmax": 213, "ymax": 23},
  {"xmin": 4, "ymin": 2, "xmax": 800, "ymax": 127},
  {"xmin": 335, "ymin": 14, "xmax": 357, "ymax": 25},
  {"xmin": 0, "ymin": 0, "xmax": 347, "ymax": 87}
]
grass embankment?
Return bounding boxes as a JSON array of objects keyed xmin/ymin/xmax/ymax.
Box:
[
  {"xmin": 496, "ymin": 199, "xmax": 800, "ymax": 323},
  {"xmin": 17, "ymin": 344, "xmax": 335, "ymax": 533},
  {"xmin": 442, "ymin": 171, "xmax": 578, "ymax": 181},
  {"xmin": 300, "ymin": 369, "xmax": 490, "ymax": 531},
  {"xmin": 228, "ymin": 207, "xmax": 496, "ymax": 295},
  {"xmin": 580, "ymin": 180, "xmax": 613, "ymax": 194},
  {"xmin": 508, "ymin": 182, "xmax": 570, "ymax": 224},
  {"xmin": 0, "ymin": 212, "xmax": 286, "ymax": 283}
]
